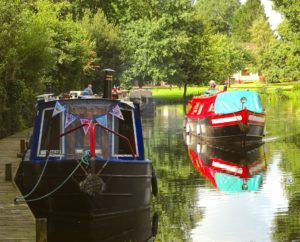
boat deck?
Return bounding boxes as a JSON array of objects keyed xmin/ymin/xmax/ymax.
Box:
[{"xmin": 0, "ymin": 129, "xmax": 36, "ymax": 242}]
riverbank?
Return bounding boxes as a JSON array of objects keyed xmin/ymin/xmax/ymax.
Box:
[
  {"xmin": 149, "ymin": 82, "xmax": 299, "ymax": 103},
  {"xmin": 0, "ymin": 129, "xmax": 36, "ymax": 241}
]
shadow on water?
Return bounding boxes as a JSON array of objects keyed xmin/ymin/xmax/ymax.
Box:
[{"xmin": 47, "ymin": 208, "xmax": 158, "ymax": 242}]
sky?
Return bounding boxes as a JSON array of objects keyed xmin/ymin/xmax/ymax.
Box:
[{"xmin": 240, "ymin": 0, "xmax": 283, "ymax": 30}]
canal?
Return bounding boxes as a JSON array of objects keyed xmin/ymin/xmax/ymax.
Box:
[{"xmin": 144, "ymin": 99, "xmax": 300, "ymax": 242}]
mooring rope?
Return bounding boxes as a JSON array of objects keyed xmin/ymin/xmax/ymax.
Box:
[
  {"xmin": 15, "ymin": 151, "xmax": 52, "ymax": 201},
  {"xmin": 16, "ymin": 159, "xmax": 84, "ymax": 203},
  {"xmin": 15, "ymin": 150, "xmax": 90, "ymax": 203}
]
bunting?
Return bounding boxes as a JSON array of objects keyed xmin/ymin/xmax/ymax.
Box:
[
  {"xmin": 95, "ymin": 114, "xmax": 107, "ymax": 127},
  {"xmin": 52, "ymin": 101, "xmax": 65, "ymax": 117},
  {"xmin": 52, "ymin": 100, "xmax": 131, "ymax": 134},
  {"xmin": 120, "ymin": 100, "xmax": 135, "ymax": 109},
  {"xmin": 80, "ymin": 118, "xmax": 93, "ymax": 135},
  {"xmin": 65, "ymin": 112, "xmax": 77, "ymax": 129},
  {"xmin": 109, "ymin": 104, "xmax": 124, "ymax": 120}
]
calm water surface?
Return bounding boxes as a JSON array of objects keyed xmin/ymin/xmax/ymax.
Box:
[{"xmin": 143, "ymin": 99, "xmax": 300, "ymax": 242}]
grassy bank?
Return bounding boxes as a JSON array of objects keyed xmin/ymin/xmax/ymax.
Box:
[{"xmin": 149, "ymin": 82, "xmax": 299, "ymax": 102}]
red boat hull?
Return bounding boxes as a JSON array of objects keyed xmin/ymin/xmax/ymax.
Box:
[{"xmin": 186, "ymin": 109, "xmax": 265, "ymax": 146}]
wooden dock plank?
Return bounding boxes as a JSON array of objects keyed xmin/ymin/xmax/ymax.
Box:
[{"xmin": 0, "ymin": 129, "xmax": 36, "ymax": 242}]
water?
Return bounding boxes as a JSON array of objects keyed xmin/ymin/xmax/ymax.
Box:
[{"xmin": 143, "ymin": 100, "xmax": 300, "ymax": 242}]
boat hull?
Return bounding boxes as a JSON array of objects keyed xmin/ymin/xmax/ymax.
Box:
[
  {"xmin": 15, "ymin": 158, "xmax": 153, "ymax": 219},
  {"xmin": 186, "ymin": 110, "xmax": 264, "ymax": 147},
  {"xmin": 47, "ymin": 207, "xmax": 157, "ymax": 242}
]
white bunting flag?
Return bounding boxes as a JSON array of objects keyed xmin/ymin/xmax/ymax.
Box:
[
  {"xmin": 120, "ymin": 100, "xmax": 135, "ymax": 109},
  {"xmin": 95, "ymin": 114, "xmax": 107, "ymax": 127},
  {"xmin": 65, "ymin": 112, "xmax": 77, "ymax": 128},
  {"xmin": 52, "ymin": 101, "xmax": 65, "ymax": 117},
  {"xmin": 109, "ymin": 104, "xmax": 124, "ymax": 120},
  {"xmin": 80, "ymin": 118, "xmax": 93, "ymax": 135}
]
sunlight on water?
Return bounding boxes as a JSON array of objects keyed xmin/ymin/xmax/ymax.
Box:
[
  {"xmin": 191, "ymin": 152, "xmax": 289, "ymax": 242},
  {"xmin": 144, "ymin": 102, "xmax": 300, "ymax": 242}
]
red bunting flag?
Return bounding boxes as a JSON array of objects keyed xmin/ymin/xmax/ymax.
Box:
[{"xmin": 80, "ymin": 118, "xmax": 93, "ymax": 135}]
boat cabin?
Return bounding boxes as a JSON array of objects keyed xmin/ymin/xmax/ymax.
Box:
[
  {"xmin": 187, "ymin": 90, "xmax": 264, "ymax": 119},
  {"xmin": 29, "ymin": 97, "xmax": 144, "ymax": 162},
  {"xmin": 187, "ymin": 94, "xmax": 218, "ymax": 119}
]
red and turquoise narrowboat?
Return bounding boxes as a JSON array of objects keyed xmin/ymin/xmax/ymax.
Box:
[{"xmin": 185, "ymin": 90, "xmax": 265, "ymax": 147}]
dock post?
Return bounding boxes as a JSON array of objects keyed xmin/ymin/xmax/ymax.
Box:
[
  {"xmin": 5, "ymin": 163, "xmax": 12, "ymax": 181},
  {"xmin": 36, "ymin": 218, "xmax": 47, "ymax": 242},
  {"xmin": 17, "ymin": 139, "xmax": 26, "ymax": 158},
  {"xmin": 20, "ymin": 139, "xmax": 26, "ymax": 153}
]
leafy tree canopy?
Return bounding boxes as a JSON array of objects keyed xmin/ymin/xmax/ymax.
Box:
[
  {"xmin": 194, "ymin": 0, "xmax": 241, "ymax": 35},
  {"xmin": 232, "ymin": 0, "xmax": 266, "ymax": 42}
]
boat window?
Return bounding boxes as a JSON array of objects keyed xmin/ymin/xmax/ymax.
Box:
[
  {"xmin": 38, "ymin": 108, "xmax": 62, "ymax": 156},
  {"xmin": 197, "ymin": 104, "xmax": 204, "ymax": 115},
  {"xmin": 208, "ymin": 103, "xmax": 214, "ymax": 112},
  {"xmin": 192, "ymin": 103, "xmax": 200, "ymax": 114},
  {"xmin": 113, "ymin": 109, "xmax": 137, "ymax": 157},
  {"xmin": 66, "ymin": 105, "xmax": 108, "ymax": 159}
]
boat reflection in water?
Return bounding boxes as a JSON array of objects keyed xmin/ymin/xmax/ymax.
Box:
[
  {"xmin": 48, "ymin": 208, "xmax": 158, "ymax": 242},
  {"xmin": 185, "ymin": 135, "xmax": 266, "ymax": 192}
]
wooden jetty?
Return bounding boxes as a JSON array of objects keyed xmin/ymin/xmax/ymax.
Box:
[{"xmin": 0, "ymin": 129, "xmax": 37, "ymax": 242}]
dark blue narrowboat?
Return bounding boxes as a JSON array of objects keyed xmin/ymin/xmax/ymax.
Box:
[{"xmin": 14, "ymin": 85, "xmax": 157, "ymax": 239}]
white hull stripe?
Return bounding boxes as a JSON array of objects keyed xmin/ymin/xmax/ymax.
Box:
[
  {"xmin": 249, "ymin": 115, "xmax": 265, "ymax": 123},
  {"xmin": 212, "ymin": 161, "xmax": 243, "ymax": 174},
  {"xmin": 211, "ymin": 115, "xmax": 242, "ymax": 124}
]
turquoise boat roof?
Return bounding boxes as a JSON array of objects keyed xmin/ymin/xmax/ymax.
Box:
[
  {"xmin": 214, "ymin": 90, "xmax": 264, "ymax": 114},
  {"xmin": 215, "ymin": 172, "xmax": 263, "ymax": 192}
]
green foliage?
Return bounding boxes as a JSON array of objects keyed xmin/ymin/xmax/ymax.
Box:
[
  {"xmin": 232, "ymin": 0, "xmax": 266, "ymax": 42},
  {"xmin": 248, "ymin": 15, "xmax": 275, "ymax": 72},
  {"xmin": 195, "ymin": 0, "xmax": 241, "ymax": 35},
  {"xmin": 0, "ymin": 0, "xmax": 95, "ymax": 137},
  {"xmin": 274, "ymin": 87, "xmax": 288, "ymax": 100},
  {"xmin": 206, "ymin": 34, "xmax": 252, "ymax": 82},
  {"xmin": 272, "ymin": 0, "xmax": 300, "ymax": 32},
  {"xmin": 292, "ymin": 83, "xmax": 300, "ymax": 91},
  {"xmin": 81, "ymin": 10, "xmax": 121, "ymax": 92},
  {"xmin": 262, "ymin": 20, "xmax": 300, "ymax": 83},
  {"xmin": 120, "ymin": 0, "xmax": 208, "ymax": 89},
  {"xmin": 0, "ymin": 0, "xmax": 298, "ymax": 137}
]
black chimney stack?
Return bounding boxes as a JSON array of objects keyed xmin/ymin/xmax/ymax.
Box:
[{"xmin": 103, "ymin": 68, "xmax": 115, "ymax": 99}]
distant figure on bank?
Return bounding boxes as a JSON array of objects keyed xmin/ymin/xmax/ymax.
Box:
[
  {"xmin": 83, "ymin": 84, "xmax": 93, "ymax": 95},
  {"xmin": 205, "ymin": 80, "xmax": 218, "ymax": 94}
]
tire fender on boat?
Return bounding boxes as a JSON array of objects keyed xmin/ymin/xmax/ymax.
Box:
[{"xmin": 151, "ymin": 170, "xmax": 158, "ymax": 196}]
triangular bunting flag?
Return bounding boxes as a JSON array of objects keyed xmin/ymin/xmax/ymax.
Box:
[
  {"xmin": 120, "ymin": 100, "xmax": 135, "ymax": 109},
  {"xmin": 65, "ymin": 112, "xmax": 77, "ymax": 129},
  {"xmin": 95, "ymin": 114, "xmax": 107, "ymax": 127},
  {"xmin": 52, "ymin": 101, "xmax": 65, "ymax": 117},
  {"xmin": 109, "ymin": 104, "xmax": 124, "ymax": 120},
  {"xmin": 80, "ymin": 118, "xmax": 93, "ymax": 135}
]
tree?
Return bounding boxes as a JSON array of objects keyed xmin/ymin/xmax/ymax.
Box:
[
  {"xmin": 81, "ymin": 10, "xmax": 121, "ymax": 93},
  {"xmin": 262, "ymin": 20, "xmax": 300, "ymax": 83},
  {"xmin": 232, "ymin": 0, "xmax": 266, "ymax": 42},
  {"xmin": 206, "ymin": 34, "xmax": 252, "ymax": 84},
  {"xmin": 272, "ymin": 0, "xmax": 300, "ymax": 32},
  {"xmin": 194, "ymin": 0, "xmax": 241, "ymax": 35},
  {"xmin": 0, "ymin": 0, "xmax": 95, "ymax": 137},
  {"xmin": 0, "ymin": 0, "xmax": 31, "ymax": 137},
  {"xmin": 120, "ymin": 0, "xmax": 210, "ymax": 99},
  {"xmin": 248, "ymin": 15, "xmax": 276, "ymax": 73}
]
